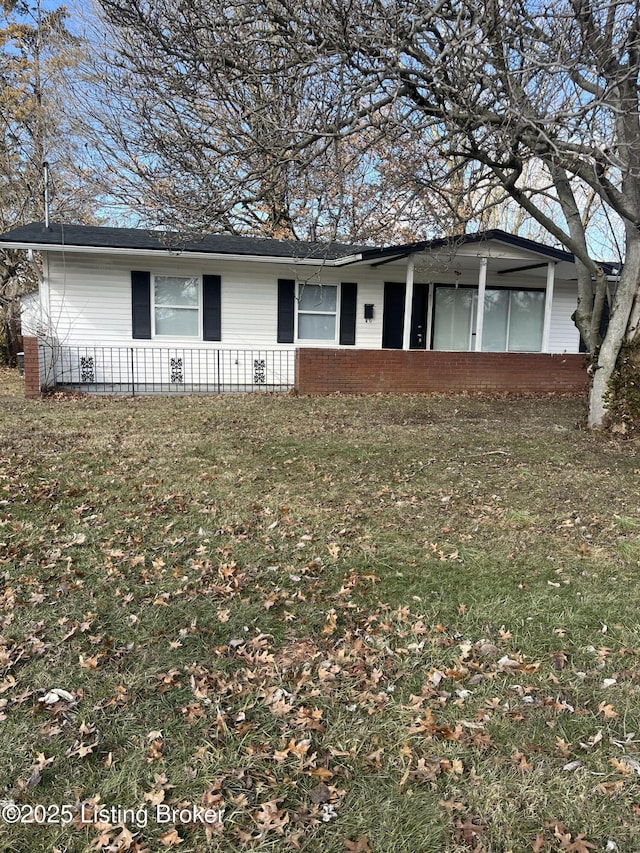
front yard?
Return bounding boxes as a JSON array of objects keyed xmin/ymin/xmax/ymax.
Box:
[{"xmin": 1, "ymin": 370, "xmax": 639, "ymax": 852}]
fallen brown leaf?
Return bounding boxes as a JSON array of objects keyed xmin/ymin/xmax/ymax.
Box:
[
  {"xmin": 455, "ymin": 815, "xmax": 484, "ymax": 844},
  {"xmin": 158, "ymin": 828, "xmax": 183, "ymax": 847},
  {"xmin": 344, "ymin": 837, "xmax": 372, "ymax": 852}
]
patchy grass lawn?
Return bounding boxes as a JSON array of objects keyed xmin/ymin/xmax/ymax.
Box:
[{"xmin": 1, "ymin": 368, "xmax": 639, "ymax": 852}]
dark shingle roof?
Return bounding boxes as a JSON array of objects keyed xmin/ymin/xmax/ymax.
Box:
[
  {"xmin": 0, "ymin": 222, "xmax": 366, "ymax": 260},
  {"xmin": 0, "ymin": 222, "xmax": 617, "ymax": 273}
]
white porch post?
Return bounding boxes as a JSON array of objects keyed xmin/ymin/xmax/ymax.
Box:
[
  {"xmin": 542, "ymin": 262, "xmax": 555, "ymax": 353},
  {"xmin": 426, "ymin": 282, "xmax": 434, "ymax": 350},
  {"xmin": 474, "ymin": 256, "xmax": 488, "ymax": 352},
  {"xmin": 402, "ymin": 254, "xmax": 415, "ymax": 350}
]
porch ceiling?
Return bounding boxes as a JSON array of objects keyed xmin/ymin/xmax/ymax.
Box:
[{"xmin": 368, "ymin": 251, "xmax": 577, "ymax": 284}]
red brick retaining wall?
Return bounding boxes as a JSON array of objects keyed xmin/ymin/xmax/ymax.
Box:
[
  {"xmin": 22, "ymin": 336, "xmax": 41, "ymax": 399},
  {"xmin": 295, "ymin": 349, "xmax": 589, "ymax": 395}
]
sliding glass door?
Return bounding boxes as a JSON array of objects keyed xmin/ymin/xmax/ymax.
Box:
[
  {"xmin": 433, "ymin": 286, "xmax": 545, "ymax": 352},
  {"xmin": 432, "ymin": 287, "xmax": 477, "ymax": 351},
  {"xmin": 505, "ymin": 290, "xmax": 545, "ymax": 351}
]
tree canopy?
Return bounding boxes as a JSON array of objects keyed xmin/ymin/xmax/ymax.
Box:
[{"xmin": 86, "ymin": 0, "xmax": 556, "ymax": 242}]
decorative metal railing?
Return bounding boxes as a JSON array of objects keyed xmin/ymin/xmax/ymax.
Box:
[{"xmin": 39, "ymin": 343, "xmax": 295, "ymax": 395}]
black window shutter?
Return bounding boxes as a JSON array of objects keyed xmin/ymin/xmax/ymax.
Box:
[
  {"xmin": 202, "ymin": 274, "xmax": 222, "ymax": 341},
  {"xmin": 277, "ymin": 279, "xmax": 295, "ymax": 343},
  {"xmin": 131, "ymin": 270, "xmax": 151, "ymax": 339},
  {"xmin": 339, "ymin": 282, "xmax": 357, "ymax": 345}
]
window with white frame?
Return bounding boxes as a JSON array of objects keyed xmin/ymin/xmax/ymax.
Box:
[
  {"xmin": 153, "ymin": 275, "xmax": 200, "ymax": 337},
  {"xmin": 297, "ymin": 283, "xmax": 337, "ymax": 341}
]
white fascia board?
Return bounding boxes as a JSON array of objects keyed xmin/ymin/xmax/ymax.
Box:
[
  {"xmin": 0, "ymin": 241, "xmax": 363, "ymax": 267},
  {"xmin": 330, "ymin": 253, "xmax": 365, "ymax": 266}
]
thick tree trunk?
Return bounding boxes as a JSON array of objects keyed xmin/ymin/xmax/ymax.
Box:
[
  {"xmin": 588, "ymin": 350, "xmax": 616, "ymax": 429},
  {"xmin": 588, "ymin": 230, "xmax": 640, "ymax": 428}
]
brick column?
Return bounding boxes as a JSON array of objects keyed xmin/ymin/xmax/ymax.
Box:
[{"xmin": 22, "ymin": 336, "xmax": 41, "ymax": 399}]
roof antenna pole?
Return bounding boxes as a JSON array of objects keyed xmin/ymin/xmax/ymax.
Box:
[{"xmin": 43, "ymin": 161, "xmax": 50, "ymax": 230}]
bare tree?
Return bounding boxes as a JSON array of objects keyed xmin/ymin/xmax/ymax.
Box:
[
  {"xmin": 0, "ymin": 0, "xmax": 103, "ymax": 361},
  {"xmin": 86, "ymin": 0, "xmax": 538, "ymax": 242},
  {"xmin": 79, "ymin": 1, "xmax": 311, "ymax": 237}
]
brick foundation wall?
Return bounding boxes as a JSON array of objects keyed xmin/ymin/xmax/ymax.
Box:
[
  {"xmin": 295, "ymin": 349, "xmax": 590, "ymax": 395},
  {"xmin": 22, "ymin": 336, "xmax": 41, "ymax": 399}
]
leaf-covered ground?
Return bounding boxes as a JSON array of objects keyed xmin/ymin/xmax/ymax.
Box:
[{"xmin": 1, "ymin": 369, "xmax": 639, "ymax": 852}]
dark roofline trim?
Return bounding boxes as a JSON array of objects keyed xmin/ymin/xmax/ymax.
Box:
[
  {"xmin": 359, "ymin": 229, "xmax": 577, "ymax": 265},
  {"xmin": 0, "ymin": 222, "xmax": 367, "ymax": 262},
  {"xmin": 0, "ymin": 221, "xmax": 617, "ymax": 273}
]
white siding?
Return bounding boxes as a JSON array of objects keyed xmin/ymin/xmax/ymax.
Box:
[
  {"xmin": 39, "ymin": 249, "xmax": 580, "ymax": 355},
  {"xmin": 19, "ymin": 290, "xmax": 40, "ymax": 336},
  {"xmin": 43, "ymin": 252, "xmax": 388, "ymax": 350},
  {"xmin": 549, "ymin": 281, "xmax": 580, "ymax": 354}
]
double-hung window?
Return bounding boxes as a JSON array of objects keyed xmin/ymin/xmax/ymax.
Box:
[
  {"xmin": 153, "ymin": 275, "xmax": 200, "ymax": 338},
  {"xmin": 297, "ymin": 283, "xmax": 338, "ymax": 341}
]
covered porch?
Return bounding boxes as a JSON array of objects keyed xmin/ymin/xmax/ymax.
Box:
[{"xmin": 353, "ymin": 231, "xmax": 580, "ymax": 354}]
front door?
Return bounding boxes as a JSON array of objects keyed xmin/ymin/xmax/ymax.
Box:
[
  {"xmin": 410, "ymin": 283, "xmax": 429, "ymax": 349},
  {"xmin": 382, "ymin": 282, "xmax": 406, "ymax": 349}
]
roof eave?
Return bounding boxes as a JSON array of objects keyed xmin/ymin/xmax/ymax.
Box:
[
  {"xmin": 359, "ymin": 230, "xmax": 577, "ymax": 266},
  {"xmin": 0, "ymin": 241, "xmax": 359, "ymax": 266}
]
